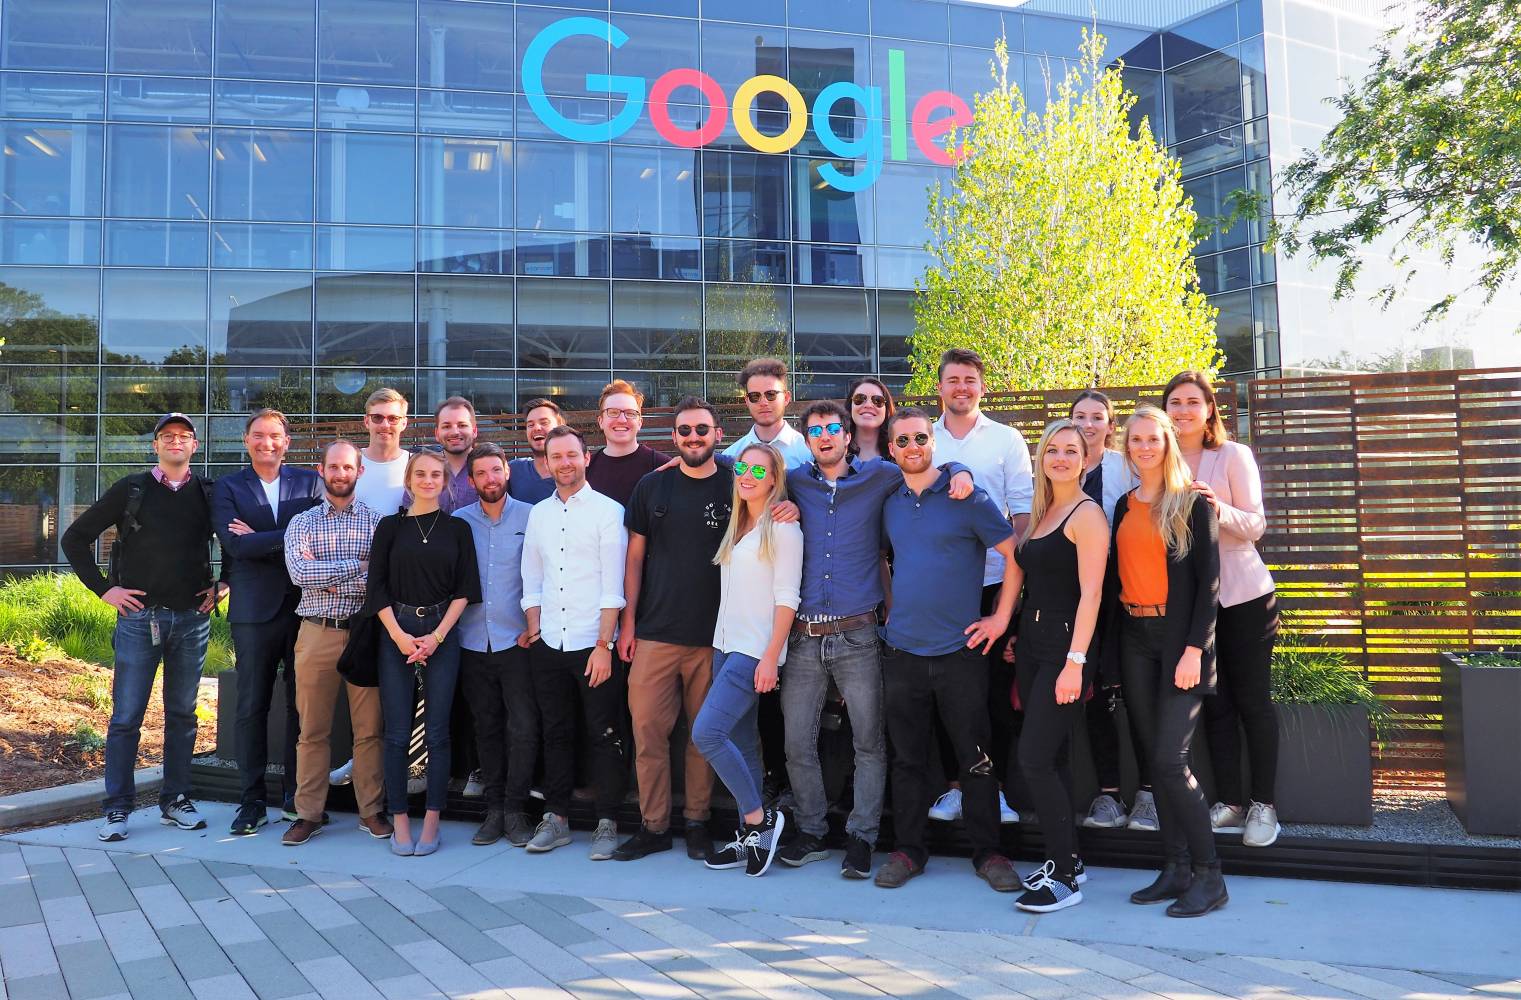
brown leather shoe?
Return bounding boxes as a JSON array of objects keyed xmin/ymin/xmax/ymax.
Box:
[
  {"xmin": 359, "ymin": 815, "xmax": 394, "ymax": 839},
  {"xmin": 282, "ymin": 819, "xmax": 324, "ymax": 846},
  {"xmin": 976, "ymin": 853, "xmax": 1020, "ymax": 892},
  {"xmin": 873, "ymin": 851, "xmax": 924, "ymax": 888}
]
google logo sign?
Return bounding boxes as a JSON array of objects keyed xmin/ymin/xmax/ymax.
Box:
[{"xmin": 523, "ymin": 17, "xmax": 973, "ymax": 193}]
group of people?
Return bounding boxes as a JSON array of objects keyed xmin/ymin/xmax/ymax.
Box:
[{"xmin": 61, "ymin": 348, "xmax": 1281, "ymax": 919}]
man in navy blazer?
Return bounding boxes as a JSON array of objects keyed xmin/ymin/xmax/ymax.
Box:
[{"xmin": 213, "ymin": 409, "xmax": 323, "ymax": 836}]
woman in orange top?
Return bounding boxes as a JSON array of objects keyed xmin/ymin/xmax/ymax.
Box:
[{"xmin": 1103, "ymin": 405, "xmax": 1225, "ymax": 917}]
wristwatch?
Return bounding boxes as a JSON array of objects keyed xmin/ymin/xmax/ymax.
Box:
[
  {"xmin": 1066, "ymin": 651, "xmax": 1087, "ymax": 665},
  {"xmin": 601, "ymin": 640, "xmax": 615, "ymax": 652}
]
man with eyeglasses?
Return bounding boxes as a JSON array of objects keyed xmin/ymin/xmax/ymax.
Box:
[
  {"xmin": 353, "ymin": 387, "xmax": 411, "ymax": 516},
  {"xmin": 873, "ymin": 407, "xmax": 1022, "ymax": 893},
  {"xmin": 508, "ymin": 398, "xmax": 564, "ymax": 504},
  {"xmin": 721, "ymin": 357, "xmax": 813, "ymax": 470},
  {"xmin": 587, "ymin": 380, "xmax": 669, "ymax": 508}
]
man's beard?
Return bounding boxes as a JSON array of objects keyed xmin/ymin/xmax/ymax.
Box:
[
  {"xmin": 443, "ymin": 438, "xmax": 474, "ymax": 456},
  {"xmin": 475, "ymin": 484, "xmax": 506, "ymax": 503},
  {"xmin": 325, "ymin": 478, "xmax": 356, "ymax": 498},
  {"xmin": 679, "ymin": 441, "xmax": 717, "ymax": 467}
]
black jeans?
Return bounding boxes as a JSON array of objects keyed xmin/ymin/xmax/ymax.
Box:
[
  {"xmin": 232, "ymin": 606, "xmax": 301, "ymax": 808},
  {"xmin": 1204, "ymin": 592, "xmax": 1280, "ymax": 806},
  {"xmin": 1015, "ymin": 621, "xmax": 1084, "ymax": 880},
  {"xmin": 883, "ymin": 643, "xmax": 1001, "ymax": 868},
  {"xmin": 530, "ymin": 640, "xmax": 628, "ymax": 821},
  {"xmin": 1119, "ymin": 614, "xmax": 1216, "ymax": 867},
  {"xmin": 461, "ymin": 646, "xmax": 538, "ymax": 813},
  {"xmin": 1086, "ymin": 686, "xmax": 1152, "ymax": 792}
]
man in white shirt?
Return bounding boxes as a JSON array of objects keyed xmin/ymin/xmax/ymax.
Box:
[
  {"xmin": 520, "ymin": 426, "xmax": 629, "ymax": 861},
  {"xmin": 352, "ymin": 388, "xmax": 410, "ymax": 516},
  {"xmin": 721, "ymin": 357, "xmax": 813, "ymax": 470}
]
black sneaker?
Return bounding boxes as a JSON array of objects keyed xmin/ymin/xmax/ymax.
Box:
[
  {"xmin": 1014, "ymin": 861, "xmax": 1083, "ymax": 913},
  {"xmin": 841, "ymin": 836, "xmax": 872, "ymax": 879},
  {"xmin": 1022, "ymin": 857, "xmax": 1087, "ymax": 889},
  {"xmin": 684, "ymin": 820, "xmax": 713, "ymax": 861},
  {"xmin": 742, "ymin": 808, "xmax": 785, "ymax": 877},
  {"xmin": 160, "ymin": 795, "xmax": 207, "ymax": 831},
  {"xmin": 705, "ymin": 830, "xmax": 747, "ymax": 870},
  {"xmin": 229, "ymin": 803, "xmax": 268, "ymax": 836},
  {"xmin": 780, "ymin": 832, "xmax": 829, "ymax": 868},
  {"xmin": 611, "ymin": 825, "xmax": 673, "ymax": 862}
]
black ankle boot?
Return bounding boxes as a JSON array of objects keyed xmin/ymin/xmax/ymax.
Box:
[
  {"xmin": 472, "ymin": 810, "xmax": 505, "ymax": 846},
  {"xmin": 1130, "ymin": 862, "xmax": 1192, "ymax": 905},
  {"xmin": 1166, "ymin": 861, "xmax": 1228, "ymax": 917}
]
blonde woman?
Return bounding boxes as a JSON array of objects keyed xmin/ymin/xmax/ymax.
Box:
[
  {"xmin": 1104, "ymin": 406, "xmax": 1225, "ymax": 917},
  {"xmin": 693, "ymin": 443, "xmax": 803, "ymax": 878}
]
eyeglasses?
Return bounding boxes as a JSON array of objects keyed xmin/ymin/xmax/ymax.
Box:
[
  {"xmin": 366, "ymin": 413, "xmax": 404, "ymax": 424},
  {"xmin": 806, "ymin": 422, "xmax": 844, "ymax": 439},
  {"xmin": 893, "ymin": 432, "xmax": 931, "ymax": 448},
  {"xmin": 852, "ymin": 392, "xmax": 887, "ymax": 407},
  {"xmin": 675, "ymin": 423, "xmax": 713, "ymax": 437},
  {"xmin": 732, "ymin": 461, "xmax": 769, "ymax": 480},
  {"xmin": 745, "ymin": 389, "xmax": 784, "ymax": 403},
  {"xmin": 156, "ymin": 432, "xmax": 195, "ymax": 444},
  {"xmin": 601, "ymin": 407, "xmax": 641, "ymax": 422}
]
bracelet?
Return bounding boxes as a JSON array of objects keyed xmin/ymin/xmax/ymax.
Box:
[
  {"xmin": 526, "ymin": 631, "xmax": 541, "ymax": 642},
  {"xmin": 432, "ymin": 631, "xmax": 445, "ymax": 644}
]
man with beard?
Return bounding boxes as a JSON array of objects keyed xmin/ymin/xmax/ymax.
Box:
[
  {"xmin": 453, "ymin": 443, "xmax": 537, "ymax": 847},
  {"xmin": 430, "ymin": 396, "xmax": 481, "ymax": 514},
  {"xmin": 281, "ymin": 440, "xmax": 391, "ymax": 846},
  {"xmin": 508, "ymin": 398, "xmax": 564, "ymax": 504},
  {"xmin": 587, "ymin": 380, "xmax": 669, "ymax": 507}
]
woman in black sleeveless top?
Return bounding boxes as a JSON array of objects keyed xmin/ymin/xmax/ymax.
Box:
[{"xmin": 1010, "ymin": 420, "xmax": 1111, "ymax": 914}]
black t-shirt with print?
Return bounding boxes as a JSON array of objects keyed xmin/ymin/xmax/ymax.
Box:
[{"xmin": 624, "ymin": 465, "xmax": 733, "ymax": 647}]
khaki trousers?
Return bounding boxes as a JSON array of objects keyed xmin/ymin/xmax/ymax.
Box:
[
  {"xmin": 293, "ymin": 620, "xmax": 384, "ymax": 822},
  {"xmin": 628, "ymin": 640, "xmax": 714, "ymax": 830}
]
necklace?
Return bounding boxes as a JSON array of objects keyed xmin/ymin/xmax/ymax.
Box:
[{"xmin": 414, "ymin": 510, "xmax": 442, "ymax": 544}]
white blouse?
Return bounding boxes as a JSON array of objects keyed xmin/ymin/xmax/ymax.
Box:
[{"xmin": 713, "ymin": 520, "xmax": 804, "ymax": 662}]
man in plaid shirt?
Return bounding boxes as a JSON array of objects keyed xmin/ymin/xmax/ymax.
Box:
[{"xmin": 281, "ymin": 440, "xmax": 390, "ymax": 846}]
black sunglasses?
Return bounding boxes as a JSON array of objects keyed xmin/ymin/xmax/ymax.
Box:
[
  {"xmin": 745, "ymin": 389, "xmax": 784, "ymax": 403},
  {"xmin": 893, "ymin": 432, "xmax": 931, "ymax": 448},
  {"xmin": 852, "ymin": 392, "xmax": 887, "ymax": 407},
  {"xmin": 675, "ymin": 423, "xmax": 713, "ymax": 437}
]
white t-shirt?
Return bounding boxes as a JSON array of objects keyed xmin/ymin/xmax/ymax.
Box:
[
  {"xmin": 258, "ymin": 474, "xmax": 280, "ymax": 520},
  {"xmin": 354, "ymin": 450, "xmax": 409, "ymax": 516}
]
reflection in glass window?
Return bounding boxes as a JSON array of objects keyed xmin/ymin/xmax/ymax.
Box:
[
  {"xmin": 0, "ymin": 266, "xmax": 99, "ymax": 363},
  {"xmin": 1174, "ymin": 124, "xmax": 1243, "ymax": 179},
  {"xmin": 0, "ymin": 466, "xmax": 98, "ymax": 566},
  {"xmin": 212, "ymin": 128, "xmax": 314, "ymax": 222},
  {"xmin": 211, "ymin": 223, "xmax": 314, "ymax": 269},
  {"xmin": 107, "ymin": 125, "xmax": 210, "ymax": 220},
  {"xmin": 317, "ymin": 132, "xmax": 414, "ymax": 225},
  {"xmin": 417, "ymin": 275, "xmax": 514, "ymax": 369},
  {"xmin": 514, "ymin": 370, "xmax": 609, "ymax": 412},
  {"xmin": 516, "ymin": 278, "xmax": 611, "ymax": 370},
  {"xmin": 870, "ymin": 38, "xmax": 949, "ymax": 97},
  {"xmin": 611, "ymin": 146, "xmax": 699, "ymax": 236},
  {"xmin": 608, "ymin": 14, "xmax": 700, "ymax": 83},
  {"xmin": 950, "ymin": 5, "xmax": 1020, "ymax": 50},
  {"xmin": 788, "ymin": 29, "xmax": 866, "ymax": 104},
  {"xmin": 416, "ymin": 370, "xmax": 515, "ymax": 417},
  {"xmin": 0, "ymin": 122, "xmax": 104, "ymax": 217},
  {"xmin": 315, "ymin": 367, "xmax": 414, "ymax": 415},
  {"xmin": 0, "ymin": 72, "xmax": 105, "ymax": 120},
  {"xmin": 318, "ymin": 0, "xmax": 417, "ymax": 86},
  {"xmin": 1184, "ymin": 165, "xmax": 1247, "ymax": 252},
  {"xmin": 701, "ymin": 0, "xmax": 783, "ymax": 24},
  {"xmin": 418, "ymin": 228, "xmax": 513, "ymax": 276},
  {"xmin": 2, "ymin": 0, "xmax": 107, "ymax": 72},
  {"xmin": 874, "ymin": 162, "xmax": 944, "ymax": 247},
  {"xmin": 950, "ymin": 47, "xmax": 1001, "ymax": 109},
  {"xmin": 1122, "ymin": 66, "xmax": 1163, "ymax": 141},
  {"xmin": 876, "ymin": 288, "xmax": 913, "ymax": 374},
  {"xmin": 419, "ymin": 90, "xmax": 514, "ymax": 137},
  {"xmin": 211, "ymin": 368, "xmax": 314, "ymax": 416},
  {"xmin": 611, "ymin": 235, "xmax": 701, "ymax": 280},
  {"xmin": 419, "ymin": 0, "xmax": 515, "ymax": 93},
  {"xmin": 704, "ymin": 240, "xmax": 788, "ymax": 283},
  {"xmin": 109, "ymin": 0, "xmax": 211, "ymax": 76},
  {"xmin": 0, "ymin": 219, "xmax": 101, "ymax": 266},
  {"xmin": 789, "ymin": 0, "xmax": 867, "ymax": 34},
  {"xmin": 701, "ymin": 23, "xmax": 786, "ymax": 98},
  {"xmin": 1211, "ymin": 288, "xmax": 1254, "ymax": 374},
  {"xmin": 108, "ymin": 77, "xmax": 211, "ymax": 124},
  {"xmin": 214, "ymin": 0, "xmax": 315, "ymax": 81},
  {"xmin": 515, "ymin": 94, "xmax": 613, "ymax": 141},
  {"xmin": 211, "ymin": 271, "xmax": 313, "ymax": 366},
  {"xmin": 702, "ymin": 150, "xmax": 787, "ymax": 240},
  {"xmin": 516, "ymin": 6, "xmax": 607, "ymax": 97},
  {"xmin": 1164, "ymin": 49, "xmax": 1244, "ymax": 143},
  {"xmin": 105, "ymin": 221, "xmax": 209, "ymax": 268},
  {"xmin": 1241, "ymin": 35, "xmax": 1267, "ymax": 120},
  {"xmin": 316, "ymin": 226, "xmax": 415, "ymax": 272},
  {"xmin": 517, "ymin": 141, "xmax": 609, "ymax": 232},
  {"xmin": 0, "ymin": 365, "xmax": 98, "ymax": 414},
  {"xmin": 614, "ymin": 371, "xmax": 706, "ymax": 409},
  {"xmin": 793, "ymin": 158, "xmax": 873, "ymax": 245},
  {"xmin": 872, "ymin": 0, "xmax": 949, "ymax": 42},
  {"xmin": 516, "ymin": 232, "xmax": 609, "ymax": 278},
  {"xmin": 317, "ymin": 85, "xmax": 416, "ymax": 132},
  {"xmin": 102, "ymin": 269, "xmax": 208, "ymax": 363},
  {"xmin": 613, "ymin": 281, "xmax": 701, "ymax": 370},
  {"xmin": 1195, "ymin": 247, "xmax": 1251, "ymax": 296},
  {"xmin": 875, "ymin": 246, "xmax": 930, "ymax": 289},
  {"xmin": 704, "ymin": 282, "xmax": 789, "ymax": 371},
  {"xmin": 314, "ymin": 273, "xmax": 415, "ymax": 366},
  {"xmin": 794, "ymin": 243, "xmax": 871, "ymax": 287},
  {"xmin": 794, "ymin": 287, "xmax": 873, "ymax": 373},
  {"xmin": 419, "ymin": 137, "xmax": 513, "ymax": 229},
  {"xmin": 213, "ymin": 81, "xmax": 315, "ymax": 127},
  {"xmin": 1025, "ymin": 15, "xmax": 1087, "ymax": 59}
]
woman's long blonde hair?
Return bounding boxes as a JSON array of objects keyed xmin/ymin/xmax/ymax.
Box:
[
  {"xmin": 402, "ymin": 450, "xmax": 449, "ymax": 513},
  {"xmin": 1122, "ymin": 405, "xmax": 1197, "ymax": 557},
  {"xmin": 1021, "ymin": 420, "xmax": 1089, "ymax": 547},
  {"xmin": 713, "ymin": 443, "xmax": 789, "ymax": 566}
]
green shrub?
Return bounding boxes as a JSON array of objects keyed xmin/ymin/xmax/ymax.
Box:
[
  {"xmin": 1272, "ymin": 632, "xmax": 1392, "ymax": 738},
  {"xmin": 66, "ymin": 673, "xmax": 112, "ymax": 710},
  {"xmin": 1463, "ymin": 650, "xmax": 1521, "ymax": 668},
  {"xmin": 69, "ymin": 720, "xmax": 105, "ymax": 755},
  {"xmin": 14, "ymin": 633, "xmax": 61, "ymax": 663}
]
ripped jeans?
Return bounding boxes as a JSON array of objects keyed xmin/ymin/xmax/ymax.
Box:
[
  {"xmin": 529, "ymin": 639, "xmax": 628, "ymax": 822},
  {"xmin": 882, "ymin": 643, "xmax": 1003, "ymax": 868}
]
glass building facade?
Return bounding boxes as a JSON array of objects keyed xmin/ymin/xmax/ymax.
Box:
[{"xmin": 0, "ymin": 0, "xmax": 1335, "ymax": 570}]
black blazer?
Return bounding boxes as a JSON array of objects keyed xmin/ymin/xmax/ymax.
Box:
[
  {"xmin": 1101, "ymin": 491, "xmax": 1220, "ymax": 694},
  {"xmin": 212, "ymin": 465, "xmax": 323, "ymax": 625}
]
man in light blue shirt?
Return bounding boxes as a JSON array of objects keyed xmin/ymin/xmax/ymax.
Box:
[
  {"xmin": 453, "ymin": 442, "xmax": 536, "ymax": 849},
  {"xmin": 721, "ymin": 357, "xmax": 813, "ymax": 470}
]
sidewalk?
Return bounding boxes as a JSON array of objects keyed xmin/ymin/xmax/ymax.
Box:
[{"xmin": 2, "ymin": 804, "xmax": 1517, "ymax": 999}]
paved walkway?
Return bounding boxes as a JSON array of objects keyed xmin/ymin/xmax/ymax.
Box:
[{"xmin": 3, "ymin": 807, "xmax": 1518, "ymax": 1000}]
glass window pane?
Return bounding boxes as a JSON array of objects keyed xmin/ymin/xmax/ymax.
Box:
[
  {"xmin": 514, "ymin": 93, "xmax": 612, "ymax": 141},
  {"xmin": 0, "ymin": 122, "xmax": 105, "ymax": 217},
  {"xmin": 0, "ymin": 72, "xmax": 105, "ymax": 120},
  {"xmin": 105, "ymin": 220, "xmax": 209, "ymax": 267},
  {"xmin": 417, "ymin": 274, "xmax": 513, "ymax": 368},
  {"xmin": 609, "ymin": 14, "xmax": 700, "ymax": 83},
  {"xmin": 319, "ymin": 0, "xmax": 417, "ymax": 86},
  {"xmin": 211, "ymin": 271, "xmax": 313, "ymax": 365},
  {"xmin": 611, "ymin": 146, "xmax": 699, "ymax": 236},
  {"xmin": 1123, "ymin": 66, "xmax": 1163, "ymax": 141},
  {"xmin": 876, "ymin": 288, "xmax": 912, "ymax": 374},
  {"xmin": 1167, "ymin": 5, "xmax": 1237, "ymax": 60},
  {"xmin": 416, "ymin": 369, "xmax": 515, "ymax": 416},
  {"xmin": 0, "ymin": 466, "xmax": 98, "ymax": 566},
  {"xmin": 0, "ymin": 219, "xmax": 101, "ymax": 265},
  {"xmin": 1025, "ymin": 15, "xmax": 1086, "ymax": 59},
  {"xmin": 107, "ymin": 76, "xmax": 211, "ymax": 124},
  {"xmin": 215, "ymin": 0, "xmax": 316, "ymax": 81},
  {"xmin": 874, "ymin": 163, "xmax": 942, "ymax": 247},
  {"xmin": 2, "ymin": 0, "xmax": 107, "ymax": 72},
  {"xmin": 514, "ymin": 369, "xmax": 608, "ymax": 411},
  {"xmin": 794, "ymin": 243, "xmax": 870, "ymax": 286},
  {"xmin": 1175, "ymin": 123, "xmax": 1243, "ymax": 179},
  {"xmin": 0, "ymin": 365, "xmax": 98, "ymax": 413},
  {"xmin": 1211, "ymin": 288, "xmax": 1253, "ymax": 374},
  {"xmin": 1184, "ymin": 165, "xmax": 1247, "ymax": 252},
  {"xmin": 870, "ymin": 38, "xmax": 948, "ymax": 96},
  {"xmin": 102, "ymin": 365, "xmax": 207, "ymax": 413},
  {"xmin": 1114, "ymin": 32, "xmax": 1162, "ymax": 71},
  {"xmin": 701, "ymin": 150, "xmax": 787, "ymax": 240},
  {"xmin": 1241, "ymin": 35, "xmax": 1267, "ymax": 120},
  {"xmin": 213, "ymin": 128, "xmax": 315, "ymax": 222},
  {"xmin": 211, "ymin": 222, "xmax": 313, "ymax": 268},
  {"xmin": 704, "ymin": 282, "xmax": 789, "ymax": 371},
  {"xmin": 107, "ymin": 124, "xmax": 211, "ymax": 219},
  {"xmin": 702, "ymin": 23, "xmax": 787, "ymax": 98},
  {"xmin": 950, "ymin": 6, "xmax": 1020, "ymax": 49},
  {"xmin": 102, "ymin": 268, "xmax": 208, "ymax": 363},
  {"xmin": 314, "ymin": 272, "xmax": 414, "ymax": 366},
  {"xmin": 213, "ymin": 80, "xmax": 315, "ymax": 127},
  {"xmin": 793, "ymin": 287, "xmax": 871, "ymax": 373},
  {"xmin": 611, "ymin": 235, "xmax": 700, "ymax": 280},
  {"xmin": 701, "ymin": 0, "xmax": 784, "ymax": 25},
  {"xmin": 317, "ymin": 132, "xmax": 414, "ymax": 225},
  {"xmin": 515, "ymin": 6, "xmax": 606, "ymax": 97},
  {"xmin": 517, "ymin": 141, "xmax": 609, "ymax": 232},
  {"xmin": 787, "ymin": 29, "xmax": 866, "ymax": 105},
  {"xmin": 315, "ymin": 367, "xmax": 413, "ymax": 415},
  {"xmin": 517, "ymin": 232, "xmax": 609, "ymax": 278},
  {"xmin": 211, "ymin": 368, "xmax": 314, "ymax": 415},
  {"xmin": 704, "ymin": 239, "xmax": 788, "ymax": 283},
  {"xmin": 789, "ymin": 0, "xmax": 867, "ymax": 33},
  {"xmin": 872, "ymin": 0, "xmax": 947, "ymax": 41},
  {"xmin": 1164, "ymin": 49, "xmax": 1244, "ymax": 143},
  {"xmin": 792, "ymin": 157, "xmax": 872, "ymax": 244},
  {"xmin": 0, "ymin": 414, "xmax": 97, "ymax": 463},
  {"xmin": 614, "ymin": 0, "xmax": 697, "ymax": 15},
  {"xmin": 316, "ymin": 226, "xmax": 415, "ymax": 272},
  {"xmin": 613, "ymin": 281, "xmax": 700, "ymax": 370},
  {"xmin": 875, "ymin": 246, "xmax": 929, "ymax": 289},
  {"xmin": 1195, "ymin": 247, "xmax": 1251, "ymax": 296},
  {"xmin": 418, "ymin": 89, "xmax": 514, "ymax": 137},
  {"xmin": 419, "ymin": 137, "xmax": 513, "ymax": 228},
  {"xmin": 317, "ymin": 85, "xmax": 416, "ymax": 131},
  {"xmin": 516, "ymin": 277, "xmax": 610, "ymax": 370},
  {"xmin": 109, "ymin": 0, "xmax": 211, "ymax": 75},
  {"xmin": 0, "ymin": 266, "xmax": 99, "ymax": 362},
  {"xmin": 950, "ymin": 47, "xmax": 1001, "ymax": 109},
  {"xmin": 614, "ymin": 371, "xmax": 706, "ymax": 409},
  {"xmin": 418, "ymin": 228, "xmax": 513, "ymax": 275},
  {"xmin": 419, "ymin": 0, "xmax": 515, "ymax": 93}
]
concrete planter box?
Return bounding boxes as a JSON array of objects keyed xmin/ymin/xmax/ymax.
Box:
[
  {"xmin": 214, "ymin": 669, "xmax": 353, "ymax": 772},
  {"xmin": 1441, "ymin": 652, "xmax": 1521, "ymax": 836},
  {"xmin": 1274, "ymin": 703, "xmax": 1373, "ymax": 825}
]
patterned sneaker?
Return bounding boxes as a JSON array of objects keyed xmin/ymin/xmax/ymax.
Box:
[
  {"xmin": 525, "ymin": 813, "xmax": 572, "ymax": 853},
  {"xmin": 927, "ymin": 788, "xmax": 963, "ymax": 821},
  {"xmin": 1022, "ymin": 857, "xmax": 1088, "ymax": 889},
  {"xmin": 742, "ymin": 809, "xmax": 785, "ymax": 877},
  {"xmin": 1127, "ymin": 789, "xmax": 1160, "ymax": 832},
  {"xmin": 1015, "ymin": 862, "xmax": 1083, "ymax": 913},
  {"xmin": 589, "ymin": 819, "xmax": 619, "ymax": 861},
  {"xmin": 1242, "ymin": 802, "xmax": 1280, "ymax": 847},
  {"xmin": 1210, "ymin": 802, "xmax": 1246, "ymax": 834},
  {"xmin": 1082, "ymin": 793, "xmax": 1129, "ymax": 829},
  {"xmin": 998, "ymin": 792, "xmax": 1020, "ymax": 824},
  {"xmin": 160, "ymin": 795, "xmax": 207, "ymax": 831},
  {"xmin": 705, "ymin": 830, "xmax": 747, "ymax": 870},
  {"xmin": 779, "ymin": 833, "xmax": 829, "ymax": 868},
  {"xmin": 98, "ymin": 811, "xmax": 129, "ymax": 842}
]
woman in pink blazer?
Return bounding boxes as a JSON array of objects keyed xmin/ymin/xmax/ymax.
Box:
[{"xmin": 1164, "ymin": 371, "xmax": 1281, "ymax": 848}]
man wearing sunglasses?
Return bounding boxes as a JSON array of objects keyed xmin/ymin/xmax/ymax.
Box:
[
  {"xmin": 353, "ymin": 387, "xmax": 411, "ymax": 516},
  {"xmin": 586, "ymin": 380, "xmax": 670, "ymax": 508},
  {"xmin": 720, "ymin": 357, "xmax": 813, "ymax": 470}
]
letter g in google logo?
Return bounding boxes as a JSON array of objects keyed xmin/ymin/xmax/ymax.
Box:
[{"xmin": 522, "ymin": 16, "xmax": 972, "ymax": 193}]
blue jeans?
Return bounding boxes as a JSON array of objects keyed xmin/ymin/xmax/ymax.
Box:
[
  {"xmin": 692, "ymin": 650, "xmax": 765, "ymax": 816},
  {"xmin": 378, "ymin": 607, "xmax": 461, "ymax": 814},
  {"xmin": 104, "ymin": 608, "xmax": 209, "ymax": 815}
]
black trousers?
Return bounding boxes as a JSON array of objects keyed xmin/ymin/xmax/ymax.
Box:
[
  {"xmin": 232, "ymin": 605, "xmax": 301, "ymax": 808},
  {"xmin": 1119, "ymin": 615, "xmax": 1216, "ymax": 867},
  {"xmin": 461, "ymin": 646, "xmax": 538, "ymax": 813},
  {"xmin": 936, "ymin": 584, "xmax": 1019, "ymax": 787},
  {"xmin": 529, "ymin": 640, "xmax": 628, "ymax": 821},
  {"xmin": 1204, "ymin": 592, "xmax": 1280, "ymax": 806},
  {"xmin": 1086, "ymin": 686, "xmax": 1152, "ymax": 792},
  {"xmin": 451, "ymin": 672, "xmax": 479, "ymax": 781},
  {"xmin": 884, "ymin": 643, "xmax": 1001, "ymax": 868},
  {"xmin": 1015, "ymin": 621, "xmax": 1084, "ymax": 880}
]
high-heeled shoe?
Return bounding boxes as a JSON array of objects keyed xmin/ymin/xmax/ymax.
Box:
[
  {"xmin": 414, "ymin": 833, "xmax": 441, "ymax": 857},
  {"xmin": 390, "ymin": 832, "xmax": 414, "ymax": 856}
]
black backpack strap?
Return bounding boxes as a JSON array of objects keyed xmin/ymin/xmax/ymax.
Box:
[
  {"xmin": 646, "ymin": 469, "xmax": 677, "ymax": 544},
  {"xmin": 108, "ymin": 472, "xmax": 153, "ymax": 587}
]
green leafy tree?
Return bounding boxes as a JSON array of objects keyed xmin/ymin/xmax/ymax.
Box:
[
  {"xmin": 909, "ymin": 31, "xmax": 1220, "ymax": 394},
  {"xmin": 1275, "ymin": 0, "xmax": 1521, "ymax": 328}
]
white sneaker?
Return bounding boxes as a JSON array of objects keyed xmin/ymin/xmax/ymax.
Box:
[
  {"xmin": 998, "ymin": 792, "xmax": 1020, "ymax": 824},
  {"xmin": 463, "ymin": 769, "xmax": 485, "ymax": 798},
  {"xmin": 329, "ymin": 759, "xmax": 353, "ymax": 786},
  {"xmin": 1210, "ymin": 802, "xmax": 1247, "ymax": 834},
  {"xmin": 927, "ymin": 788, "xmax": 963, "ymax": 821},
  {"xmin": 589, "ymin": 819, "xmax": 618, "ymax": 861},
  {"xmin": 98, "ymin": 811, "xmax": 129, "ymax": 842},
  {"xmin": 1243, "ymin": 801, "xmax": 1280, "ymax": 847},
  {"xmin": 1126, "ymin": 789, "xmax": 1159, "ymax": 832}
]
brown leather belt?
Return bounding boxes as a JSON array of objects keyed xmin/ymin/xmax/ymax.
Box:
[
  {"xmin": 792, "ymin": 612, "xmax": 878, "ymax": 638},
  {"xmin": 1123, "ymin": 602, "xmax": 1167, "ymax": 618}
]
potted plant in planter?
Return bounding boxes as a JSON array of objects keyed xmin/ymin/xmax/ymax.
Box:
[
  {"xmin": 1441, "ymin": 649, "xmax": 1521, "ymax": 836},
  {"xmin": 1270, "ymin": 633, "xmax": 1388, "ymax": 826}
]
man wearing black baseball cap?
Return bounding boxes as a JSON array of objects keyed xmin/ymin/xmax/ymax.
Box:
[{"xmin": 62, "ymin": 412, "xmax": 227, "ymax": 843}]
